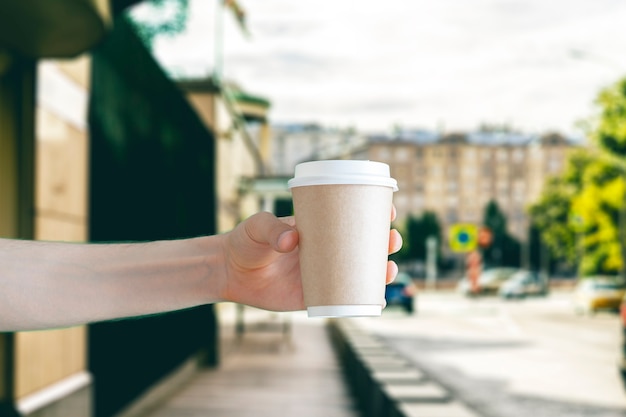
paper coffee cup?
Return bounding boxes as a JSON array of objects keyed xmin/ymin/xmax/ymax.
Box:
[{"xmin": 288, "ymin": 160, "xmax": 398, "ymax": 318}]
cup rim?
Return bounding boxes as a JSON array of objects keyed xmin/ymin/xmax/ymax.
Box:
[{"xmin": 288, "ymin": 160, "xmax": 398, "ymax": 191}]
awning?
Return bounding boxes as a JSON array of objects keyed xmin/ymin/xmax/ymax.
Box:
[{"xmin": 0, "ymin": 0, "xmax": 117, "ymax": 58}]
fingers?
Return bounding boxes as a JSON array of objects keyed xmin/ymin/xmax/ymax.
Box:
[
  {"xmin": 389, "ymin": 229, "xmax": 402, "ymax": 255},
  {"xmin": 386, "ymin": 260, "xmax": 398, "ymax": 284},
  {"xmin": 391, "ymin": 205, "xmax": 397, "ymax": 222}
]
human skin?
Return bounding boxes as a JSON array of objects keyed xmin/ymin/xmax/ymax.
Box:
[{"xmin": 0, "ymin": 211, "xmax": 402, "ymax": 332}]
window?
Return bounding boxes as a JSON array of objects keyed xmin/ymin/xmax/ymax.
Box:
[
  {"xmin": 549, "ymin": 158, "xmax": 561, "ymax": 172},
  {"xmin": 396, "ymin": 147, "xmax": 409, "ymax": 161},
  {"xmin": 463, "ymin": 167, "xmax": 477, "ymax": 177},
  {"xmin": 464, "ymin": 148, "xmax": 477, "ymax": 159},
  {"xmin": 395, "ymin": 194, "xmax": 408, "ymax": 211}
]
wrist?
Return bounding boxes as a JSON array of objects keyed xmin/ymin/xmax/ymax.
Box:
[{"xmin": 199, "ymin": 233, "xmax": 230, "ymax": 304}]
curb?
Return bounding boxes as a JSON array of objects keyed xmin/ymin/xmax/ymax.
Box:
[{"xmin": 327, "ymin": 319, "xmax": 480, "ymax": 417}]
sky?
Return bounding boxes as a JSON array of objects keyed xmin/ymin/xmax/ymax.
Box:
[{"xmin": 140, "ymin": 0, "xmax": 626, "ymax": 137}]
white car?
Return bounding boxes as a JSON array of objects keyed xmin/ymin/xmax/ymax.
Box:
[
  {"xmin": 499, "ymin": 270, "xmax": 549, "ymax": 299},
  {"xmin": 457, "ymin": 267, "xmax": 519, "ymax": 296},
  {"xmin": 572, "ymin": 277, "xmax": 626, "ymax": 314}
]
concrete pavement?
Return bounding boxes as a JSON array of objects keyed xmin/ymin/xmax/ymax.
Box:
[
  {"xmin": 143, "ymin": 305, "xmax": 360, "ymax": 417},
  {"xmin": 139, "ymin": 301, "xmax": 481, "ymax": 417}
]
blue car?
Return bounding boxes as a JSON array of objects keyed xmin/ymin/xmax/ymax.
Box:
[{"xmin": 385, "ymin": 272, "xmax": 416, "ymax": 314}]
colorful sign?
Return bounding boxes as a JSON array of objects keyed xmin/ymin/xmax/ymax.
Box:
[{"xmin": 449, "ymin": 223, "xmax": 478, "ymax": 253}]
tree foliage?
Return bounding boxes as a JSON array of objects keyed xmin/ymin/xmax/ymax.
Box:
[
  {"xmin": 528, "ymin": 151, "xmax": 591, "ymax": 265},
  {"xmin": 528, "ymin": 76, "xmax": 626, "ymax": 277},
  {"xmin": 481, "ymin": 200, "xmax": 520, "ymax": 268},
  {"xmin": 127, "ymin": 0, "xmax": 190, "ymax": 50},
  {"xmin": 593, "ymin": 78, "xmax": 626, "ymax": 157},
  {"xmin": 392, "ymin": 211, "xmax": 442, "ymax": 263}
]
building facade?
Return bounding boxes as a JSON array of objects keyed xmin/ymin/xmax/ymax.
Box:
[
  {"xmin": 270, "ymin": 123, "xmax": 367, "ymax": 175},
  {"xmin": 180, "ymin": 80, "xmax": 272, "ymax": 233},
  {"xmin": 349, "ymin": 131, "xmax": 576, "ymax": 248}
]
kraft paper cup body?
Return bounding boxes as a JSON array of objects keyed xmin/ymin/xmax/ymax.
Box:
[{"xmin": 288, "ymin": 160, "xmax": 398, "ymax": 318}]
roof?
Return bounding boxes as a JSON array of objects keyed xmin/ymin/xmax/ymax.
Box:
[
  {"xmin": 0, "ymin": 0, "xmax": 140, "ymax": 58},
  {"xmin": 367, "ymin": 130, "xmax": 580, "ymax": 147}
]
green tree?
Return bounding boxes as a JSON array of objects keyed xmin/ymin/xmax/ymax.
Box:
[
  {"xmin": 392, "ymin": 211, "xmax": 442, "ymax": 263},
  {"xmin": 592, "ymin": 77, "xmax": 626, "ymax": 157},
  {"xmin": 527, "ymin": 148, "xmax": 625, "ymax": 276},
  {"xmin": 481, "ymin": 200, "xmax": 520, "ymax": 268},
  {"xmin": 528, "ymin": 150, "xmax": 593, "ymax": 266},
  {"xmin": 570, "ymin": 154, "xmax": 625, "ymax": 275},
  {"xmin": 590, "ymin": 77, "xmax": 626, "ymax": 279},
  {"xmin": 127, "ymin": 0, "xmax": 190, "ymax": 50},
  {"xmin": 528, "ymin": 75, "xmax": 626, "ymax": 277}
]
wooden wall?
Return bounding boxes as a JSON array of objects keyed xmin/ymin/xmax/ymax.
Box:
[
  {"xmin": 11, "ymin": 57, "xmax": 90, "ymax": 403},
  {"xmin": 14, "ymin": 330, "xmax": 86, "ymax": 399}
]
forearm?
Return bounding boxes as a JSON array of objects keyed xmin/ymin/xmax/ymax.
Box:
[{"xmin": 0, "ymin": 236, "xmax": 226, "ymax": 331}]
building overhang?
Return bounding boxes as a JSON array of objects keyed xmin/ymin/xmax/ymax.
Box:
[
  {"xmin": 240, "ymin": 176, "xmax": 291, "ymax": 198},
  {"xmin": 231, "ymin": 91, "xmax": 271, "ymax": 123},
  {"xmin": 0, "ymin": 0, "xmax": 113, "ymax": 58}
]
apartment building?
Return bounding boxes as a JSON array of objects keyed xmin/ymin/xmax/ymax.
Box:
[
  {"xmin": 350, "ymin": 131, "xmax": 576, "ymax": 246},
  {"xmin": 271, "ymin": 123, "xmax": 368, "ymax": 175}
]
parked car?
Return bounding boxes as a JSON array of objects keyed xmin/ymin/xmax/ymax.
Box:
[
  {"xmin": 572, "ymin": 276, "xmax": 626, "ymax": 315},
  {"xmin": 457, "ymin": 267, "xmax": 519, "ymax": 296},
  {"xmin": 619, "ymin": 294, "xmax": 626, "ymax": 388},
  {"xmin": 385, "ymin": 272, "xmax": 417, "ymax": 314},
  {"xmin": 499, "ymin": 270, "xmax": 549, "ymax": 299}
]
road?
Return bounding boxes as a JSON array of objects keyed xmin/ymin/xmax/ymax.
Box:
[{"xmin": 356, "ymin": 291, "xmax": 626, "ymax": 417}]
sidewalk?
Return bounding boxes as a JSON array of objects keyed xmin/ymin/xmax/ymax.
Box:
[{"xmin": 144, "ymin": 304, "xmax": 360, "ymax": 417}]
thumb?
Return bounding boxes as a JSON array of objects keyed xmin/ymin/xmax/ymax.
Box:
[
  {"xmin": 274, "ymin": 218, "xmax": 299, "ymax": 253},
  {"xmin": 275, "ymin": 227, "xmax": 299, "ymax": 253},
  {"xmin": 245, "ymin": 212, "xmax": 298, "ymax": 253}
]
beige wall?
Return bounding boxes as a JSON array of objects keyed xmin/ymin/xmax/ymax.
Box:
[
  {"xmin": 12, "ymin": 57, "xmax": 90, "ymax": 401},
  {"xmin": 15, "ymin": 329, "xmax": 86, "ymax": 399},
  {"xmin": 363, "ymin": 137, "xmax": 573, "ymax": 247}
]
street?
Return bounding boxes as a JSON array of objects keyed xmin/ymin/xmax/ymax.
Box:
[{"xmin": 356, "ymin": 291, "xmax": 626, "ymax": 417}]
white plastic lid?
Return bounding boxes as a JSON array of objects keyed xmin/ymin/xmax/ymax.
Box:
[
  {"xmin": 307, "ymin": 305, "xmax": 383, "ymax": 318},
  {"xmin": 288, "ymin": 160, "xmax": 398, "ymax": 191}
]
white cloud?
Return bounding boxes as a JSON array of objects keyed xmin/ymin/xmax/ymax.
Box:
[{"xmin": 153, "ymin": 0, "xmax": 626, "ymax": 135}]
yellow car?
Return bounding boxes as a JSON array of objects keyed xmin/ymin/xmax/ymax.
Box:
[{"xmin": 572, "ymin": 276, "xmax": 626, "ymax": 315}]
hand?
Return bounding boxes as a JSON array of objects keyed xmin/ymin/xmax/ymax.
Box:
[{"xmin": 219, "ymin": 210, "xmax": 403, "ymax": 312}]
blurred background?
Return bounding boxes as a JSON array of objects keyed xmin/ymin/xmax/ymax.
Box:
[{"xmin": 2, "ymin": 1, "xmax": 626, "ymax": 416}]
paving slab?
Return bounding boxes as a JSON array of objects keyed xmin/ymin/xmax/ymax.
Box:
[
  {"xmin": 372, "ymin": 369, "xmax": 426, "ymax": 384},
  {"xmin": 383, "ymin": 383, "xmax": 450, "ymax": 402},
  {"xmin": 397, "ymin": 402, "xmax": 481, "ymax": 417}
]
